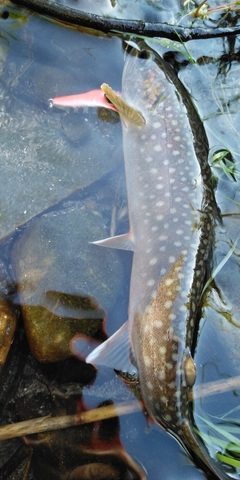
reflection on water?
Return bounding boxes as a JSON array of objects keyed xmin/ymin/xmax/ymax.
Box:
[{"xmin": 0, "ymin": 2, "xmax": 240, "ymax": 479}]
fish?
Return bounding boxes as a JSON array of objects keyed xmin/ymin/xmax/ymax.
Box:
[
  {"xmin": 83, "ymin": 47, "xmax": 225, "ymax": 478},
  {"xmin": 54, "ymin": 42, "xmax": 226, "ymax": 478}
]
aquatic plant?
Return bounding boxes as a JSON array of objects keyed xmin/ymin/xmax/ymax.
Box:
[
  {"xmin": 195, "ymin": 407, "xmax": 240, "ymax": 470},
  {"xmin": 182, "ymin": 0, "xmax": 240, "ymax": 21},
  {"xmin": 210, "ymin": 149, "xmax": 240, "ymax": 182}
]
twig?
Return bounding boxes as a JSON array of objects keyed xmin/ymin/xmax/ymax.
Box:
[
  {"xmin": 192, "ymin": 375, "xmax": 240, "ymax": 401},
  {"xmin": 0, "ymin": 400, "xmax": 140, "ymax": 441},
  {"xmin": 11, "ymin": 0, "xmax": 240, "ymax": 42}
]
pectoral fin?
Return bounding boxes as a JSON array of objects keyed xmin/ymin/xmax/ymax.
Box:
[
  {"xmin": 92, "ymin": 232, "xmax": 135, "ymax": 251},
  {"xmin": 183, "ymin": 348, "xmax": 196, "ymax": 387},
  {"xmin": 86, "ymin": 322, "xmax": 138, "ymax": 377}
]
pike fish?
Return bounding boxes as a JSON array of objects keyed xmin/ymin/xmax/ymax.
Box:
[{"xmin": 65, "ymin": 43, "xmax": 226, "ymax": 478}]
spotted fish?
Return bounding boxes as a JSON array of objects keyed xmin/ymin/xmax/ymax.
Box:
[{"xmin": 70, "ymin": 43, "xmax": 227, "ymax": 479}]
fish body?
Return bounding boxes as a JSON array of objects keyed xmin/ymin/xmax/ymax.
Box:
[
  {"xmin": 119, "ymin": 49, "xmax": 204, "ymax": 424},
  {"xmin": 86, "ymin": 46, "xmax": 226, "ymax": 478},
  {"xmin": 64, "ymin": 43, "xmax": 226, "ymax": 478}
]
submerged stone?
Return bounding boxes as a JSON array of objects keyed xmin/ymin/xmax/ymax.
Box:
[
  {"xmin": 11, "ymin": 203, "xmax": 123, "ymax": 362},
  {"xmin": 0, "ymin": 87, "xmax": 121, "ymax": 240},
  {"xmin": 0, "ymin": 297, "xmax": 17, "ymax": 370}
]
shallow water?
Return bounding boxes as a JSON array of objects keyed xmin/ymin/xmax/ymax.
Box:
[{"xmin": 1, "ymin": 2, "xmax": 240, "ymax": 480}]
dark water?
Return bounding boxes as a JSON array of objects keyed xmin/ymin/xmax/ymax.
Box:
[{"xmin": 0, "ymin": 2, "xmax": 240, "ymax": 480}]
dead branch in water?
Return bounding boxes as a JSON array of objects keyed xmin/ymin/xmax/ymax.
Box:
[{"xmin": 11, "ymin": 0, "xmax": 240, "ymax": 42}]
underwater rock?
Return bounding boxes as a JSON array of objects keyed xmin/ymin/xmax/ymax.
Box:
[
  {"xmin": 11, "ymin": 203, "xmax": 123, "ymax": 361},
  {"xmin": 29, "ymin": 400, "xmax": 145, "ymax": 480},
  {"xmin": 0, "ymin": 296, "xmax": 17, "ymax": 370},
  {"xmin": 0, "ymin": 86, "xmax": 122, "ymax": 240},
  {"xmin": 0, "ymin": 11, "xmax": 123, "ymax": 240}
]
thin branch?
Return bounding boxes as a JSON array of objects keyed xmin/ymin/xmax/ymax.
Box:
[
  {"xmin": 11, "ymin": 0, "xmax": 240, "ymax": 42},
  {"xmin": 0, "ymin": 400, "xmax": 141, "ymax": 441},
  {"xmin": 192, "ymin": 375, "xmax": 240, "ymax": 401}
]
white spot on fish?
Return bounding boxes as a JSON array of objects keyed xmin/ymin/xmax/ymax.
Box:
[
  {"xmin": 147, "ymin": 279, "xmax": 155, "ymax": 287},
  {"xmin": 154, "ymin": 144, "xmax": 162, "ymax": 152},
  {"xmin": 147, "ymin": 381, "xmax": 153, "ymax": 390},
  {"xmin": 160, "ymin": 395, "xmax": 168, "ymax": 404},
  {"xmin": 159, "ymin": 345, "xmax": 166, "ymax": 355},
  {"xmin": 146, "ymin": 157, "xmax": 153, "ymax": 163},
  {"xmin": 149, "ymin": 257, "xmax": 157, "ymax": 265},
  {"xmin": 156, "ymin": 200, "xmax": 165, "ymax": 208},
  {"xmin": 150, "ymin": 168, "xmax": 158, "ymax": 175},
  {"xmin": 143, "ymin": 323, "xmax": 150, "ymax": 333},
  {"xmin": 164, "ymin": 300, "xmax": 173, "ymax": 309},
  {"xmin": 168, "ymin": 256, "xmax": 176, "ymax": 263},
  {"xmin": 153, "ymin": 121, "xmax": 161, "ymax": 128},
  {"xmin": 145, "ymin": 356, "xmax": 151, "ymax": 366},
  {"xmin": 159, "ymin": 234, "xmax": 167, "ymax": 241}
]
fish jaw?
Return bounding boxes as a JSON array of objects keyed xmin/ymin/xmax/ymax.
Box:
[{"xmin": 50, "ymin": 89, "xmax": 118, "ymax": 111}]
